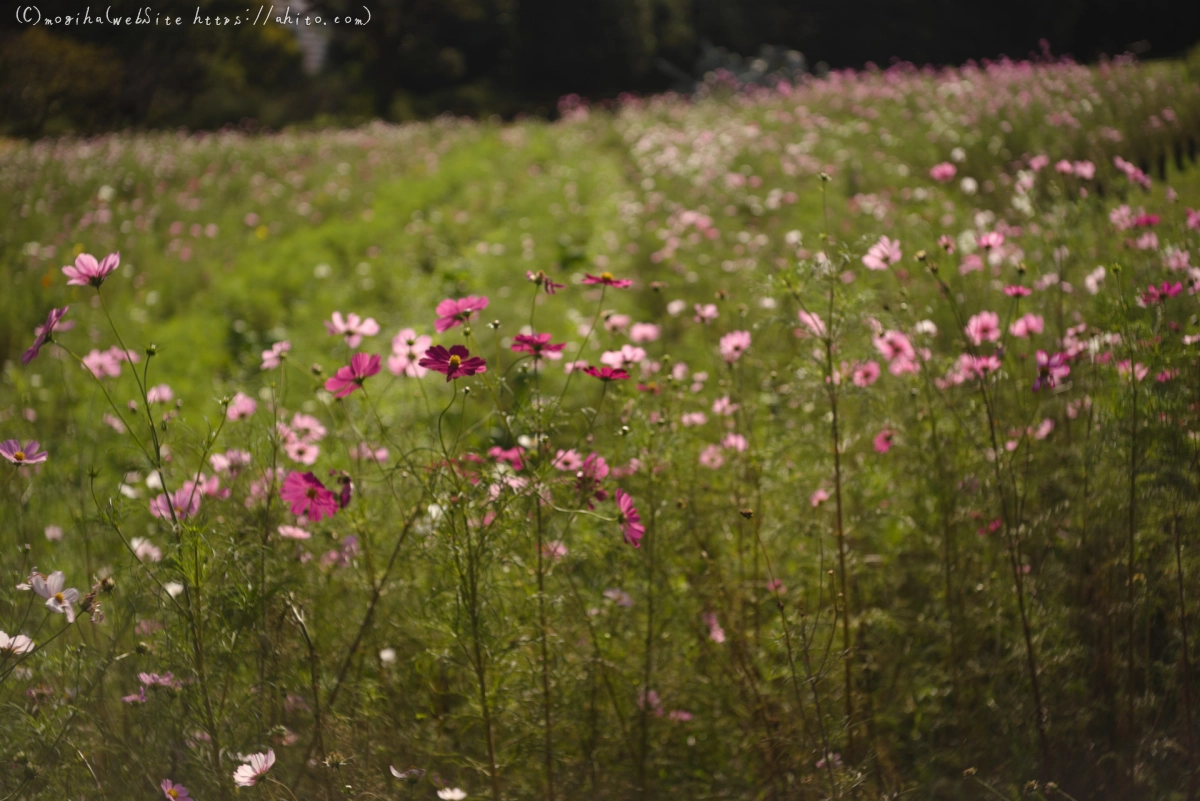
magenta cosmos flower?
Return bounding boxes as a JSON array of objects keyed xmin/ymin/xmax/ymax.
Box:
[
  {"xmin": 160, "ymin": 779, "xmax": 192, "ymax": 800},
  {"xmin": 22, "ymin": 306, "xmax": 69, "ymax": 366},
  {"xmin": 150, "ymin": 488, "xmax": 202, "ymax": 521},
  {"xmin": 615, "ymin": 489, "xmax": 644, "ymax": 547},
  {"xmin": 1033, "ymin": 350, "xmax": 1070, "ymax": 391},
  {"xmin": 324, "ymin": 352, "xmax": 381, "ymax": 398},
  {"xmin": 418, "ymin": 345, "xmax": 487, "ymax": 381},
  {"xmin": 873, "ymin": 429, "xmax": 894, "ymax": 453},
  {"xmin": 434, "ymin": 296, "xmax": 489, "ymax": 333},
  {"xmin": 233, "ymin": 749, "xmax": 276, "ymax": 787},
  {"xmin": 929, "ymin": 162, "xmax": 956, "ymax": 183},
  {"xmin": 583, "ymin": 365, "xmax": 629, "ymax": 381},
  {"xmin": 582, "ymin": 271, "xmax": 633, "ymax": 288},
  {"xmin": 1, "ymin": 440, "xmax": 48, "ymax": 466},
  {"xmin": 511, "ymin": 333, "xmax": 566, "ymax": 361},
  {"xmin": 63, "ymin": 252, "xmax": 120, "ymax": 288},
  {"xmin": 280, "ymin": 471, "xmax": 338, "ymax": 522}
]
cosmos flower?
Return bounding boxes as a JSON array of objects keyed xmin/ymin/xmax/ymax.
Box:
[
  {"xmin": 615, "ymin": 489, "xmax": 644, "ymax": 547},
  {"xmin": 964, "ymin": 311, "xmax": 1001, "ymax": 346},
  {"xmin": 418, "ymin": 345, "xmax": 488, "ymax": 381},
  {"xmin": 1033, "ymin": 351, "xmax": 1069, "ymax": 391},
  {"xmin": 434, "ymin": 296, "xmax": 489, "ymax": 332},
  {"xmin": 0, "ymin": 630, "xmax": 35, "ymax": 655},
  {"xmin": 929, "ymin": 162, "xmax": 957, "ymax": 183},
  {"xmin": 22, "ymin": 306, "xmax": 69, "ymax": 366},
  {"xmin": 63, "ymin": 252, "xmax": 120, "ymax": 287},
  {"xmin": 324, "ymin": 352, "xmax": 381, "ymax": 398},
  {"xmin": 149, "ymin": 488, "xmax": 202, "ymax": 521},
  {"xmin": 261, "ymin": 340, "xmax": 291, "ymax": 370},
  {"xmin": 719, "ymin": 331, "xmax": 751, "ymax": 363},
  {"xmin": 160, "ymin": 780, "xmax": 192, "ymax": 800},
  {"xmin": 852, "ymin": 361, "xmax": 880, "ymax": 387},
  {"xmin": 527, "ymin": 270, "xmax": 565, "ymax": 295},
  {"xmin": 388, "ymin": 329, "xmax": 432, "ymax": 377},
  {"xmin": 873, "ymin": 429, "xmax": 894, "ymax": 453},
  {"xmin": 1, "ymin": 440, "xmax": 48, "ymax": 466},
  {"xmin": 233, "ymin": 749, "xmax": 276, "ymax": 787},
  {"xmin": 33, "ymin": 571, "xmax": 79, "ymax": 622},
  {"xmin": 511, "ymin": 333, "xmax": 566, "ymax": 361},
  {"xmin": 582, "ymin": 365, "xmax": 629, "ymax": 381},
  {"xmin": 226, "ymin": 392, "xmax": 257, "ymax": 421},
  {"xmin": 325, "ymin": 311, "xmax": 380, "ymax": 347},
  {"xmin": 582, "ymin": 272, "xmax": 633, "ymax": 288},
  {"xmin": 862, "ymin": 236, "xmax": 901, "ymax": 271},
  {"xmin": 280, "ymin": 471, "xmax": 338, "ymax": 522}
]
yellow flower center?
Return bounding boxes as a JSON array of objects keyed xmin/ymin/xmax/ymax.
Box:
[
  {"xmin": 600, "ymin": 271, "xmax": 614, "ymax": 281},
  {"xmin": 168, "ymin": 790, "xmax": 179, "ymax": 799},
  {"xmin": 448, "ymin": 355, "xmax": 461, "ymax": 368},
  {"xmin": 13, "ymin": 451, "xmax": 25, "ymax": 461},
  {"xmin": 54, "ymin": 592, "xmax": 64, "ymax": 603}
]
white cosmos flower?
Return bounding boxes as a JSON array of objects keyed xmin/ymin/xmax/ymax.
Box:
[
  {"xmin": 0, "ymin": 630, "xmax": 35, "ymax": 655},
  {"xmin": 32, "ymin": 571, "xmax": 79, "ymax": 623}
]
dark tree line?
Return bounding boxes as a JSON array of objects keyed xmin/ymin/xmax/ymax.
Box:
[{"xmin": 2, "ymin": 0, "xmax": 1199, "ymax": 135}]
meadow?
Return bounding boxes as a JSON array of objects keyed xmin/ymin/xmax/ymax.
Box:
[{"xmin": 2, "ymin": 53, "xmax": 1200, "ymax": 800}]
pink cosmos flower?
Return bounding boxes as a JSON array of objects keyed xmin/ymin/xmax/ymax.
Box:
[
  {"xmin": 227, "ymin": 392, "xmax": 257, "ymax": 421},
  {"xmin": 681, "ymin": 412, "xmax": 707, "ymax": 427},
  {"xmin": 582, "ymin": 365, "xmax": 629, "ymax": 381},
  {"xmin": 629, "ymin": 323, "xmax": 660, "ymax": 343},
  {"xmin": 349, "ymin": 443, "xmax": 388, "ymax": 463},
  {"xmin": 291, "ymin": 413, "xmax": 327, "ymax": 442},
  {"xmin": 280, "ymin": 471, "xmax": 338, "ymax": 522},
  {"xmin": 147, "ymin": 385, "xmax": 174, "ymax": 404},
  {"xmin": 160, "ymin": 779, "xmax": 192, "ymax": 800},
  {"xmin": 873, "ymin": 330, "xmax": 915, "ymax": 362},
  {"xmin": 131, "ymin": 537, "xmax": 163, "ymax": 563},
  {"xmin": 261, "ymin": 341, "xmax": 291, "ymax": 370},
  {"xmin": 210, "ymin": 450, "xmax": 252, "ymax": 475},
  {"xmin": 810, "ymin": 488, "xmax": 830, "ymax": 507},
  {"xmin": 233, "ymin": 749, "xmax": 276, "ymax": 787},
  {"xmin": 668, "ymin": 710, "xmax": 693, "ymax": 723},
  {"xmin": 938, "ymin": 235, "xmax": 956, "ymax": 254},
  {"xmin": 489, "ymin": 446, "xmax": 526, "ymax": 471},
  {"xmin": 977, "ymin": 231, "xmax": 1004, "ymax": 250},
  {"xmin": 712, "ymin": 396, "xmax": 739, "ymax": 416},
  {"xmin": 32, "ymin": 571, "xmax": 79, "ymax": 622},
  {"xmin": 150, "ymin": 488, "xmax": 202, "ymax": 521},
  {"xmin": 1008, "ymin": 314, "xmax": 1044, "ymax": 338},
  {"xmin": 0, "ymin": 630, "xmax": 35, "ymax": 655},
  {"xmin": 277, "ymin": 525, "xmax": 311, "ymax": 540},
  {"xmin": 929, "ymin": 162, "xmax": 957, "ymax": 183},
  {"xmin": 325, "ymin": 352, "xmax": 381, "ymax": 398},
  {"xmin": 1186, "ymin": 208, "xmax": 1200, "ymax": 231},
  {"xmin": 1055, "ymin": 160, "xmax": 1074, "ymax": 174},
  {"xmin": 1004, "ymin": 285, "xmax": 1032, "ymax": 298},
  {"xmin": 719, "ymin": 331, "xmax": 751, "ymax": 363},
  {"xmin": 703, "ymin": 612, "xmax": 726, "ymax": 644},
  {"xmin": 582, "ymin": 272, "xmax": 633, "ymax": 288},
  {"xmin": 434, "ymin": 296, "xmax": 490, "ymax": 332},
  {"xmin": 63, "ymin": 252, "xmax": 120, "ymax": 287},
  {"xmin": 325, "ymin": 311, "xmax": 380, "ymax": 347},
  {"xmin": 693, "ymin": 303, "xmax": 719, "ymax": 323},
  {"xmin": 1, "ymin": 440, "xmax": 48, "ymax": 466},
  {"xmin": 388, "ymin": 329, "xmax": 432, "ymax": 377},
  {"xmin": 284, "ymin": 439, "xmax": 320, "ymax": 465},
  {"xmin": 1033, "ymin": 350, "xmax": 1070, "ymax": 391},
  {"xmin": 512, "ymin": 333, "xmax": 566, "ymax": 361},
  {"xmin": 604, "ymin": 588, "xmax": 634, "ymax": 607},
  {"xmin": 797, "ymin": 310, "xmax": 826, "ymax": 337},
  {"xmin": 1117, "ymin": 360, "xmax": 1149, "ymax": 382},
  {"xmin": 722, "ymin": 433, "xmax": 748, "ymax": 452},
  {"xmin": 604, "ymin": 313, "xmax": 632, "ymax": 333},
  {"xmin": 615, "ymin": 489, "xmax": 644, "ymax": 547},
  {"xmin": 419, "ymin": 345, "xmax": 488, "ymax": 381},
  {"xmin": 852, "ymin": 361, "xmax": 881, "ymax": 387},
  {"xmin": 45, "ymin": 525, "xmax": 63, "ymax": 542},
  {"xmin": 552, "ymin": 449, "xmax": 583, "ymax": 470},
  {"xmin": 873, "ymin": 429, "xmax": 894, "ymax": 454},
  {"xmin": 600, "ymin": 344, "xmax": 646, "ymax": 369},
  {"xmin": 862, "ymin": 236, "xmax": 901, "ymax": 271},
  {"xmin": 1029, "ymin": 154, "xmax": 1050, "ymax": 171},
  {"xmin": 964, "ymin": 311, "xmax": 1001, "ymax": 346},
  {"xmin": 22, "ymin": 306, "xmax": 69, "ymax": 365},
  {"xmin": 1074, "ymin": 161, "xmax": 1096, "ymax": 180},
  {"xmin": 699, "ymin": 444, "xmax": 725, "ymax": 469}
]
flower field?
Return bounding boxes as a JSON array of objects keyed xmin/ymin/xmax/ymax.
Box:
[{"xmin": 3, "ymin": 54, "xmax": 1200, "ymax": 800}]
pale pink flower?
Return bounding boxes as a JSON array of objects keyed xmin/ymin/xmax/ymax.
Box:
[
  {"xmin": 290, "ymin": 413, "xmax": 327, "ymax": 443},
  {"xmin": 712, "ymin": 396, "xmax": 739, "ymax": 416},
  {"xmin": 32, "ymin": 571, "xmax": 79, "ymax": 623},
  {"xmin": 44, "ymin": 525, "xmax": 63, "ymax": 542},
  {"xmin": 797, "ymin": 310, "xmax": 826, "ymax": 337},
  {"xmin": 233, "ymin": 749, "xmax": 276, "ymax": 787},
  {"xmin": 862, "ymin": 235, "xmax": 901, "ymax": 271},
  {"xmin": 62, "ymin": 252, "xmax": 119, "ymax": 287},
  {"xmin": 388, "ymin": 328, "xmax": 432, "ymax": 377},
  {"xmin": 326, "ymin": 311, "xmax": 380, "ymax": 347},
  {"xmin": 600, "ymin": 345, "xmax": 647, "ymax": 369},
  {"xmin": 277, "ymin": 525, "xmax": 312, "ymax": 540},
  {"xmin": 552, "ymin": 449, "xmax": 583, "ymax": 470},
  {"xmin": 699, "ymin": 444, "xmax": 725, "ymax": 469},
  {"xmin": 852, "ymin": 361, "xmax": 880, "ymax": 387},
  {"xmin": 703, "ymin": 612, "xmax": 726, "ymax": 644},
  {"xmin": 147, "ymin": 385, "xmax": 174, "ymax": 404},
  {"xmin": 811, "ymin": 488, "xmax": 830, "ymax": 507},
  {"xmin": 681, "ymin": 412, "xmax": 707, "ymax": 427},
  {"xmin": 719, "ymin": 331, "xmax": 751, "ymax": 363},
  {"xmin": 929, "ymin": 162, "xmax": 956, "ymax": 183},
  {"xmin": 1008, "ymin": 314, "xmax": 1044, "ymax": 339},
  {"xmin": 131, "ymin": 537, "xmax": 163, "ymax": 563},
  {"xmin": 150, "ymin": 488, "xmax": 201, "ymax": 521},
  {"xmin": 722, "ymin": 433, "xmax": 748, "ymax": 452},
  {"xmin": 261, "ymin": 341, "xmax": 291, "ymax": 370},
  {"xmin": 629, "ymin": 322, "xmax": 660, "ymax": 343},
  {"xmin": 977, "ymin": 231, "xmax": 1004, "ymax": 250},
  {"xmin": 693, "ymin": 303, "xmax": 719, "ymax": 323},
  {"xmin": 0, "ymin": 630, "xmax": 35, "ymax": 655},
  {"xmin": 226, "ymin": 392, "xmax": 257, "ymax": 421}
]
